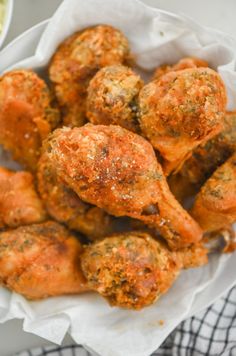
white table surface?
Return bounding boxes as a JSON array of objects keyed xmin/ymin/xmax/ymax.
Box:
[{"xmin": 0, "ymin": 0, "xmax": 236, "ymax": 355}]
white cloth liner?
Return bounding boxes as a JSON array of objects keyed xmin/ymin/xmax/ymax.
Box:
[
  {"xmin": 12, "ymin": 285, "xmax": 236, "ymax": 355},
  {"xmin": 0, "ymin": 1, "xmax": 236, "ymax": 356}
]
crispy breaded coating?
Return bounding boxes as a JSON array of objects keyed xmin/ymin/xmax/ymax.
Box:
[
  {"xmin": 169, "ymin": 111, "xmax": 236, "ymax": 202},
  {"xmin": 46, "ymin": 124, "xmax": 202, "ymax": 249},
  {"xmin": 49, "ymin": 25, "xmax": 130, "ymax": 127},
  {"xmin": 0, "ymin": 70, "xmax": 60, "ymax": 171},
  {"xmin": 37, "ymin": 140, "xmax": 115, "ymax": 240},
  {"xmin": 153, "ymin": 57, "xmax": 208, "ymax": 81},
  {"xmin": 0, "ymin": 167, "xmax": 46, "ymax": 228},
  {"xmin": 81, "ymin": 232, "xmax": 182, "ymax": 309},
  {"xmin": 87, "ymin": 65, "xmax": 143, "ymax": 132},
  {"xmin": 139, "ymin": 68, "xmax": 227, "ymax": 174},
  {"xmin": 0, "ymin": 221, "xmax": 88, "ymax": 299},
  {"xmin": 81, "ymin": 232, "xmax": 208, "ymax": 309},
  {"xmin": 191, "ymin": 153, "xmax": 236, "ymax": 232}
]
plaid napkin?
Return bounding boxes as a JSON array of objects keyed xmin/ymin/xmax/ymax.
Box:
[{"xmin": 14, "ymin": 285, "xmax": 236, "ymax": 356}]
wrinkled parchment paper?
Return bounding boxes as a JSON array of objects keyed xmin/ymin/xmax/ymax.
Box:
[{"xmin": 0, "ymin": 1, "xmax": 236, "ymax": 355}]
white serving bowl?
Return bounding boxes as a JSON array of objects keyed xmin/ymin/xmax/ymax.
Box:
[
  {"xmin": 0, "ymin": 1, "xmax": 236, "ymax": 355},
  {"xmin": 0, "ymin": 0, "xmax": 13, "ymax": 47}
]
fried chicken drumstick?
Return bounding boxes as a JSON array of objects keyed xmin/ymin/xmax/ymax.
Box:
[
  {"xmin": 49, "ymin": 25, "xmax": 130, "ymax": 127},
  {"xmin": 45, "ymin": 124, "xmax": 202, "ymax": 249},
  {"xmin": 87, "ymin": 65, "xmax": 143, "ymax": 132},
  {"xmin": 0, "ymin": 167, "xmax": 46, "ymax": 228},
  {"xmin": 81, "ymin": 232, "xmax": 207, "ymax": 309},
  {"xmin": 191, "ymin": 153, "xmax": 236, "ymax": 232},
  {"xmin": 139, "ymin": 67, "xmax": 227, "ymax": 174},
  {"xmin": 169, "ymin": 111, "xmax": 236, "ymax": 202},
  {"xmin": 0, "ymin": 221, "xmax": 88, "ymax": 299},
  {"xmin": 0, "ymin": 70, "xmax": 60, "ymax": 171}
]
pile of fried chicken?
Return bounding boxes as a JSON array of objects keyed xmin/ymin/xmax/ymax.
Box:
[{"xmin": 0, "ymin": 25, "xmax": 235, "ymax": 310}]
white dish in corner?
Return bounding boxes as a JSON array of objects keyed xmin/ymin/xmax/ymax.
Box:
[
  {"xmin": 0, "ymin": 19, "xmax": 49, "ymax": 70},
  {"xmin": 0, "ymin": 0, "xmax": 14, "ymax": 47}
]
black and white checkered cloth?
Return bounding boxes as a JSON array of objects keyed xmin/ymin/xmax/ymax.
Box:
[{"xmin": 14, "ymin": 285, "xmax": 236, "ymax": 356}]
